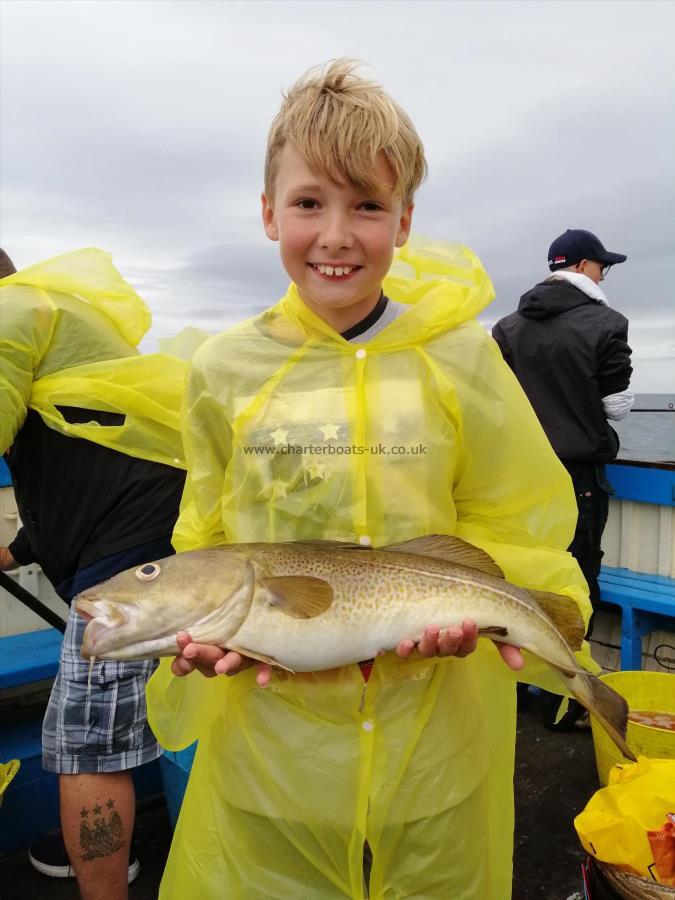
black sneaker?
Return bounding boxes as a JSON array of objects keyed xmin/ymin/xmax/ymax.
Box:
[
  {"xmin": 28, "ymin": 831, "xmax": 140, "ymax": 882},
  {"xmin": 541, "ymin": 694, "xmax": 588, "ymax": 732}
]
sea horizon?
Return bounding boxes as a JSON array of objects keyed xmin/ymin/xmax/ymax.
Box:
[{"xmin": 615, "ymin": 392, "xmax": 674, "ymax": 463}]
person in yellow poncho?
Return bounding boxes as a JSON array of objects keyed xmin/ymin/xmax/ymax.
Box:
[
  {"xmin": 146, "ymin": 60, "xmax": 591, "ymax": 899},
  {"xmin": 0, "ymin": 247, "xmax": 186, "ymax": 899}
]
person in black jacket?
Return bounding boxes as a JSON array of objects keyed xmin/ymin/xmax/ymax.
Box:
[
  {"xmin": 492, "ymin": 228, "xmax": 634, "ymax": 728},
  {"xmin": 493, "ymin": 228, "xmax": 633, "ymax": 615}
]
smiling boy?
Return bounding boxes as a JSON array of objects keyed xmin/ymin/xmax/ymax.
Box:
[
  {"xmin": 262, "ymin": 142, "xmax": 412, "ymax": 334},
  {"xmin": 146, "ymin": 60, "xmax": 589, "ymax": 899}
]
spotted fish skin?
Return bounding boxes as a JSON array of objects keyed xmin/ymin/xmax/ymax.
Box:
[
  {"xmin": 226, "ymin": 545, "xmax": 577, "ymax": 673},
  {"xmin": 75, "ymin": 537, "xmax": 636, "ymax": 763}
]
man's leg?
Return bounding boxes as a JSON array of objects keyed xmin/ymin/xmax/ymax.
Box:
[
  {"xmin": 60, "ymin": 771, "xmax": 135, "ymax": 900},
  {"xmin": 568, "ymin": 465, "xmax": 611, "ymax": 637},
  {"xmin": 542, "ymin": 462, "xmax": 599, "ymax": 730},
  {"xmin": 568, "ymin": 525, "xmax": 598, "ymax": 618},
  {"xmin": 41, "ymin": 605, "xmax": 159, "ymax": 895}
]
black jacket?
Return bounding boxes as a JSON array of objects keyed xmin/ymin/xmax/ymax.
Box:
[
  {"xmin": 7, "ymin": 408, "xmax": 185, "ymax": 598},
  {"xmin": 492, "ymin": 278, "xmax": 632, "ymax": 464}
]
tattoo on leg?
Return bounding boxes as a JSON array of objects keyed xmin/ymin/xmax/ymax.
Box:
[{"xmin": 79, "ymin": 799, "xmax": 125, "ymax": 860}]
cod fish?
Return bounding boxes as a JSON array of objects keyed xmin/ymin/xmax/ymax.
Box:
[{"xmin": 75, "ymin": 534, "xmax": 636, "ymax": 762}]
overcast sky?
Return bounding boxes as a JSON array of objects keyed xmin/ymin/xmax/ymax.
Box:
[{"xmin": 2, "ymin": 0, "xmax": 674, "ymax": 392}]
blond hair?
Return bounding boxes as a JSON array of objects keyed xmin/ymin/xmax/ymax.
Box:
[{"xmin": 264, "ymin": 59, "xmax": 427, "ymax": 205}]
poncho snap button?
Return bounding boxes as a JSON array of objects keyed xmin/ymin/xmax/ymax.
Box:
[
  {"xmin": 362, "ymin": 720, "xmax": 374, "ymax": 732},
  {"xmin": 359, "ymin": 535, "xmax": 371, "ymax": 546},
  {"xmin": 355, "ymin": 348, "xmax": 367, "ymax": 359}
]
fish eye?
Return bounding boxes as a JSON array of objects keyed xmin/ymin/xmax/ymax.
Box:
[{"xmin": 136, "ymin": 562, "xmax": 161, "ymax": 582}]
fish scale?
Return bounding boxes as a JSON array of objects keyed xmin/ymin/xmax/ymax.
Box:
[
  {"xmin": 74, "ymin": 536, "xmax": 637, "ymax": 762},
  {"xmin": 234, "ymin": 546, "xmax": 574, "ymax": 671}
]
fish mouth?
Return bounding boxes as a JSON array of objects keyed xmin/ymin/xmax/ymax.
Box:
[
  {"xmin": 80, "ymin": 616, "xmax": 117, "ymax": 658},
  {"xmin": 76, "ymin": 596, "xmax": 129, "ymax": 627},
  {"xmin": 78, "ymin": 612, "xmax": 178, "ymax": 661},
  {"xmin": 76, "ymin": 596, "xmax": 152, "ymax": 659},
  {"xmin": 75, "ymin": 593, "xmax": 217, "ymax": 661},
  {"xmin": 75, "ymin": 596, "xmax": 102, "ymax": 621}
]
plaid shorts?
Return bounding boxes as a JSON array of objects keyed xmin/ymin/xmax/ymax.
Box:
[{"xmin": 42, "ymin": 604, "xmax": 161, "ymax": 774}]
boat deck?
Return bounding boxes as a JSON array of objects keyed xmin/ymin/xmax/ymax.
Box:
[{"xmin": 0, "ymin": 691, "xmax": 596, "ymax": 900}]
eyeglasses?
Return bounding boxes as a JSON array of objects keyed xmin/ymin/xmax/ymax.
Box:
[{"xmin": 575, "ymin": 260, "xmax": 612, "ymax": 278}]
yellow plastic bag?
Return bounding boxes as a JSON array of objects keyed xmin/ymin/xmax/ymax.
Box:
[
  {"xmin": 0, "ymin": 760, "xmax": 20, "ymax": 807},
  {"xmin": 575, "ymin": 757, "xmax": 675, "ymax": 883}
]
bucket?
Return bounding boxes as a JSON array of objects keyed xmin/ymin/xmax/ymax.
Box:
[
  {"xmin": 159, "ymin": 742, "xmax": 197, "ymax": 829},
  {"xmin": 591, "ymin": 671, "xmax": 675, "ymax": 785}
]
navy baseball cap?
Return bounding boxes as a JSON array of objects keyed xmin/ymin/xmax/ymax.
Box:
[{"xmin": 548, "ymin": 229, "xmax": 627, "ymax": 271}]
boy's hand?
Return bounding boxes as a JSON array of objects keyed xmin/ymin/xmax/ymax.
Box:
[
  {"xmin": 395, "ymin": 620, "xmax": 524, "ymax": 671},
  {"xmin": 171, "ymin": 632, "xmax": 272, "ymax": 686},
  {"xmin": 171, "ymin": 620, "xmax": 524, "ymax": 684}
]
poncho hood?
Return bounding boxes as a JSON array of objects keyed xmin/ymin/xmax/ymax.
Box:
[
  {"xmin": 1, "ymin": 248, "xmax": 186, "ymax": 469},
  {"xmin": 2, "ymin": 248, "xmax": 151, "ymax": 347},
  {"xmin": 278, "ymin": 239, "xmax": 495, "ymax": 347},
  {"xmin": 518, "ymin": 278, "xmax": 595, "ymax": 321}
]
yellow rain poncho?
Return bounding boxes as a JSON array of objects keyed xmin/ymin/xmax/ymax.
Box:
[
  {"xmin": 0, "ymin": 249, "xmax": 186, "ymax": 466},
  {"xmin": 147, "ymin": 241, "xmax": 591, "ymax": 899}
]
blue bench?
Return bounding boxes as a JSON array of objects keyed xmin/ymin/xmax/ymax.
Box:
[
  {"xmin": 0, "ymin": 628, "xmax": 63, "ymax": 689},
  {"xmin": 598, "ymin": 462, "xmax": 675, "ymax": 671},
  {"xmin": 598, "ymin": 566, "xmax": 675, "ymax": 670}
]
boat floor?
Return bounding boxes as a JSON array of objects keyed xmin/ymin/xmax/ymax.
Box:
[{"xmin": 0, "ymin": 691, "xmax": 596, "ymax": 900}]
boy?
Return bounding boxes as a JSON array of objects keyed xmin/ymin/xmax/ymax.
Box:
[{"xmin": 146, "ymin": 61, "xmax": 589, "ymax": 899}]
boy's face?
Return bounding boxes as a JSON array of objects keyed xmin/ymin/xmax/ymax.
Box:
[{"xmin": 262, "ymin": 143, "xmax": 413, "ymax": 332}]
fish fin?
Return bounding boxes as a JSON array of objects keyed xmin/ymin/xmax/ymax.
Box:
[
  {"xmin": 382, "ymin": 534, "xmax": 504, "ymax": 579},
  {"xmin": 569, "ymin": 672, "xmax": 637, "ymax": 762},
  {"xmin": 226, "ymin": 645, "xmax": 295, "ymax": 673},
  {"xmin": 478, "ymin": 625, "xmax": 509, "ymax": 637},
  {"xmin": 262, "ymin": 576, "xmax": 334, "ymax": 619},
  {"xmin": 285, "ymin": 539, "xmax": 367, "ymax": 550},
  {"xmin": 529, "ymin": 590, "xmax": 586, "ymax": 651}
]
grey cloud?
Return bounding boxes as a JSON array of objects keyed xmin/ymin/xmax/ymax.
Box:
[
  {"xmin": 125, "ymin": 241, "xmax": 289, "ymax": 335},
  {"xmin": 2, "ymin": 0, "xmax": 673, "ymax": 393}
]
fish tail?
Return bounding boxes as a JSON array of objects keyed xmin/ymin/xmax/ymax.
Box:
[{"xmin": 569, "ymin": 671, "xmax": 637, "ymax": 762}]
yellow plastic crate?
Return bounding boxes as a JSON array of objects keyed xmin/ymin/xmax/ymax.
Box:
[{"xmin": 591, "ymin": 670, "xmax": 675, "ymax": 785}]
